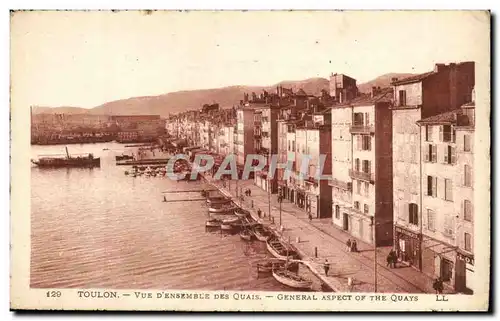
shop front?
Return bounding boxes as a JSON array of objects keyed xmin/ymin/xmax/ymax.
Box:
[
  {"xmin": 394, "ymin": 225, "xmax": 422, "ymax": 270},
  {"xmin": 455, "ymin": 251, "xmax": 474, "ymax": 294}
]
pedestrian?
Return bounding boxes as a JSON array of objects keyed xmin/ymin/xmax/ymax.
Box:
[
  {"xmin": 323, "ymin": 259, "xmax": 330, "ymax": 276},
  {"xmin": 248, "ymin": 189, "xmax": 252, "ymax": 197},
  {"xmin": 386, "ymin": 253, "xmax": 393, "ymax": 268},
  {"xmin": 351, "ymin": 239, "xmax": 358, "ymax": 253},
  {"xmin": 346, "ymin": 239, "xmax": 352, "ymax": 252},
  {"xmin": 257, "ymin": 208, "xmax": 262, "ymax": 218},
  {"xmin": 433, "ymin": 277, "xmax": 444, "ymax": 294},
  {"xmin": 390, "ymin": 249, "xmax": 398, "ymax": 268},
  {"xmin": 308, "ymin": 212, "xmax": 312, "ymax": 222}
]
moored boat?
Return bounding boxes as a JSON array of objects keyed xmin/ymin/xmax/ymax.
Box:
[
  {"xmin": 253, "ymin": 225, "xmax": 271, "ymax": 242},
  {"xmin": 266, "ymin": 238, "xmax": 297, "ymax": 260},
  {"xmin": 220, "ymin": 223, "xmax": 234, "ymax": 231},
  {"xmin": 205, "ymin": 218, "xmax": 222, "ymax": 228},
  {"xmin": 239, "ymin": 229, "xmax": 253, "ymax": 241},
  {"xmin": 208, "ymin": 206, "xmax": 237, "ymax": 214},
  {"xmin": 272, "ymin": 268, "xmax": 312, "ymax": 290},
  {"xmin": 31, "ymin": 146, "xmax": 100, "ymax": 168},
  {"xmin": 206, "ymin": 196, "xmax": 231, "ymax": 205},
  {"xmin": 234, "ymin": 208, "xmax": 250, "ymax": 218},
  {"xmin": 256, "ymin": 259, "xmax": 299, "ymax": 274},
  {"xmin": 222, "ymin": 217, "xmax": 240, "ymax": 224}
]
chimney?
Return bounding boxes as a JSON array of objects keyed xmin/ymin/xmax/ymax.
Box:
[
  {"xmin": 391, "ymin": 77, "xmax": 398, "ymax": 83},
  {"xmin": 434, "ymin": 63, "xmax": 446, "ymax": 73}
]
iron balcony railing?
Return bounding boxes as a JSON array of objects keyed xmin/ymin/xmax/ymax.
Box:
[
  {"xmin": 349, "ymin": 169, "xmax": 375, "ymax": 183},
  {"xmin": 349, "ymin": 125, "xmax": 375, "ymax": 134}
]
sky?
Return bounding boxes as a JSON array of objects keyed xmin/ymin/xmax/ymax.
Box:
[{"xmin": 11, "ymin": 10, "xmax": 490, "ymax": 108}]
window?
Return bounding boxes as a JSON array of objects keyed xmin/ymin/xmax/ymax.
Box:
[
  {"xmin": 354, "ymin": 201, "xmax": 360, "ymax": 210},
  {"xmin": 444, "ymin": 216, "xmax": 454, "ymax": 237},
  {"xmin": 444, "ymin": 179, "xmax": 453, "ymax": 201},
  {"xmin": 364, "ymin": 204, "xmax": 369, "ymax": 214},
  {"xmin": 362, "ymin": 160, "xmax": 371, "ymax": 174},
  {"xmin": 357, "ymin": 181, "xmax": 361, "ymax": 195},
  {"xmin": 425, "ymin": 144, "xmax": 437, "ymax": 162},
  {"xmin": 464, "ymin": 200, "xmax": 472, "ymax": 222},
  {"xmin": 425, "ymin": 125, "xmax": 433, "ymax": 142},
  {"xmin": 335, "ymin": 205, "xmax": 340, "ymax": 219},
  {"xmin": 292, "ymin": 140, "xmax": 295, "ymax": 152},
  {"xmin": 288, "ymin": 140, "xmax": 290, "ymax": 151},
  {"xmin": 440, "ymin": 125, "xmax": 452, "ymax": 142},
  {"xmin": 353, "ymin": 113, "xmax": 364, "ymax": 126},
  {"xmin": 356, "ymin": 135, "xmax": 362, "ymax": 151},
  {"xmin": 443, "ymin": 145, "xmax": 456, "ymax": 164},
  {"xmin": 363, "ymin": 182, "xmax": 369, "ymax": 196},
  {"xmin": 355, "ymin": 158, "xmax": 360, "ymax": 172},
  {"xmin": 409, "ymin": 203, "xmax": 419, "ymax": 225},
  {"xmin": 464, "ymin": 134, "xmax": 471, "ymax": 152},
  {"xmin": 398, "ymin": 90, "xmax": 407, "ymax": 106},
  {"xmin": 427, "ymin": 209, "xmax": 435, "ymax": 231},
  {"xmin": 362, "ymin": 136, "xmax": 371, "ymax": 151},
  {"xmin": 464, "ymin": 165, "xmax": 472, "ymax": 187},
  {"xmin": 427, "ymin": 176, "xmax": 437, "ymax": 197},
  {"xmin": 464, "ymin": 233, "xmax": 472, "ymax": 252}
]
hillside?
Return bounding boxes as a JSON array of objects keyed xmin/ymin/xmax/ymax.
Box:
[
  {"xmin": 357, "ymin": 73, "xmax": 416, "ymax": 93},
  {"xmin": 32, "ymin": 73, "xmax": 416, "ymax": 117}
]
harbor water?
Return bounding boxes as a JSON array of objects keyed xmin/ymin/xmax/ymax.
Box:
[{"xmin": 30, "ymin": 142, "xmax": 323, "ymax": 291}]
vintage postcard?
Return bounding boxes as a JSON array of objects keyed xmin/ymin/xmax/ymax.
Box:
[{"xmin": 10, "ymin": 10, "xmax": 491, "ymax": 311}]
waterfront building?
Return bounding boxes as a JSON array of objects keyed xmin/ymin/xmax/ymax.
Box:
[
  {"xmin": 414, "ymin": 95, "xmax": 475, "ymax": 294},
  {"xmin": 330, "ymin": 85, "xmax": 394, "ymax": 245},
  {"xmin": 391, "ymin": 61, "xmax": 475, "ymax": 271},
  {"xmin": 235, "ymin": 108, "xmax": 256, "ymax": 166},
  {"xmin": 329, "ymin": 73, "xmax": 359, "ymax": 103},
  {"xmin": 254, "ymin": 106, "xmax": 280, "ymax": 193}
]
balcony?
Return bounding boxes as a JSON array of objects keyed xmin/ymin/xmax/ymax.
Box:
[
  {"xmin": 328, "ymin": 178, "xmax": 352, "ymax": 191},
  {"xmin": 349, "ymin": 124, "xmax": 375, "ymax": 135},
  {"xmin": 349, "ymin": 169, "xmax": 375, "ymax": 183}
]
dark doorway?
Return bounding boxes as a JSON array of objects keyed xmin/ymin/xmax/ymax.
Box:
[{"xmin": 343, "ymin": 213, "xmax": 349, "ymax": 231}]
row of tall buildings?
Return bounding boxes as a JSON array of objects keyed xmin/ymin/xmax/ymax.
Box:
[{"xmin": 166, "ymin": 61, "xmax": 477, "ymax": 294}]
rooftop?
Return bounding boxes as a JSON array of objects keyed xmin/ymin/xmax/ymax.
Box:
[
  {"xmin": 417, "ymin": 107, "xmax": 474, "ymax": 127},
  {"xmin": 333, "ymin": 87, "xmax": 393, "ymax": 108},
  {"xmin": 391, "ymin": 71, "xmax": 435, "ymax": 86}
]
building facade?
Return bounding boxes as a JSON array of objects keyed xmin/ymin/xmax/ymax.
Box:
[{"xmin": 391, "ymin": 61, "xmax": 475, "ymax": 272}]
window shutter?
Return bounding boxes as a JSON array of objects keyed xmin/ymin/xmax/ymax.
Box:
[
  {"xmin": 432, "ymin": 145, "xmax": 437, "ymax": 162},
  {"xmin": 365, "ymin": 113, "xmax": 370, "ymax": 126},
  {"xmin": 439, "ymin": 125, "xmax": 443, "ymax": 141},
  {"xmin": 461, "ymin": 200, "xmax": 465, "ymax": 220},
  {"xmin": 452, "ymin": 129, "xmax": 456, "ymax": 143},
  {"xmin": 433, "ymin": 177, "xmax": 437, "ymax": 197},
  {"xmin": 424, "ymin": 145, "xmax": 430, "ymax": 162},
  {"xmin": 451, "ymin": 147, "xmax": 456, "ymax": 164},
  {"xmin": 444, "ymin": 146, "xmax": 449, "ymax": 163}
]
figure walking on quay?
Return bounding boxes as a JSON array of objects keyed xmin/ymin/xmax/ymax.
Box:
[
  {"xmin": 323, "ymin": 259, "xmax": 330, "ymax": 277},
  {"xmin": 433, "ymin": 277, "xmax": 444, "ymax": 294},
  {"xmin": 346, "ymin": 239, "xmax": 352, "ymax": 252}
]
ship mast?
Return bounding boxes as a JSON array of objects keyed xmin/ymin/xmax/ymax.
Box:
[{"xmin": 65, "ymin": 146, "xmax": 70, "ymax": 159}]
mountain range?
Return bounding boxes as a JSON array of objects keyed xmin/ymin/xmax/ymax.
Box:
[{"xmin": 31, "ymin": 73, "xmax": 415, "ymax": 118}]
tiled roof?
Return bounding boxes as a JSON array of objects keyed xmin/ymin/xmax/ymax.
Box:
[
  {"xmin": 295, "ymin": 89, "xmax": 308, "ymax": 97},
  {"xmin": 333, "ymin": 87, "xmax": 394, "ymax": 108},
  {"xmin": 391, "ymin": 71, "xmax": 435, "ymax": 85},
  {"xmin": 417, "ymin": 109, "xmax": 461, "ymax": 124}
]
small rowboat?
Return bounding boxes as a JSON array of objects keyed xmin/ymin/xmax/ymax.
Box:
[
  {"xmin": 221, "ymin": 223, "xmax": 234, "ymax": 231},
  {"xmin": 234, "ymin": 208, "xmax": 250, "ymax": 218},
  {"xmin": 222, "ymin": 217, "xmax": 240, "ymax": 224},
  {"xmin": 266, "ymin": 238, "xmax": 297, "ymax": 260},
  {"xmin": 239, "ymin": 229, "xmax": 253, "ymax": 241},
  {"xmin": 254, "ymin": 225, "xmax": 271, "ymax": 242},
  {"xmin": 208, "ymin": 206, "xmax": 237, "ymax": 214},
  {"xmin": 272, "ymin": 268, "xmax": 312, "ymax": 290},
  {"xmin": 206, "ymin": 219, "xmax": 222, "ymax": 228},
  {"xmin": 207, "ymin": 197, "xmax": 231, "ymax": 205},
  {"xmin": 256, "ymin": 259, "xmax": 299, "ymax": 274}
]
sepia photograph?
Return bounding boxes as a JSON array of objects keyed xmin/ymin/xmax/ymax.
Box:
[{"xmin": 10, "ymin": 9, "xmax": 490, "ymax": 311}]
